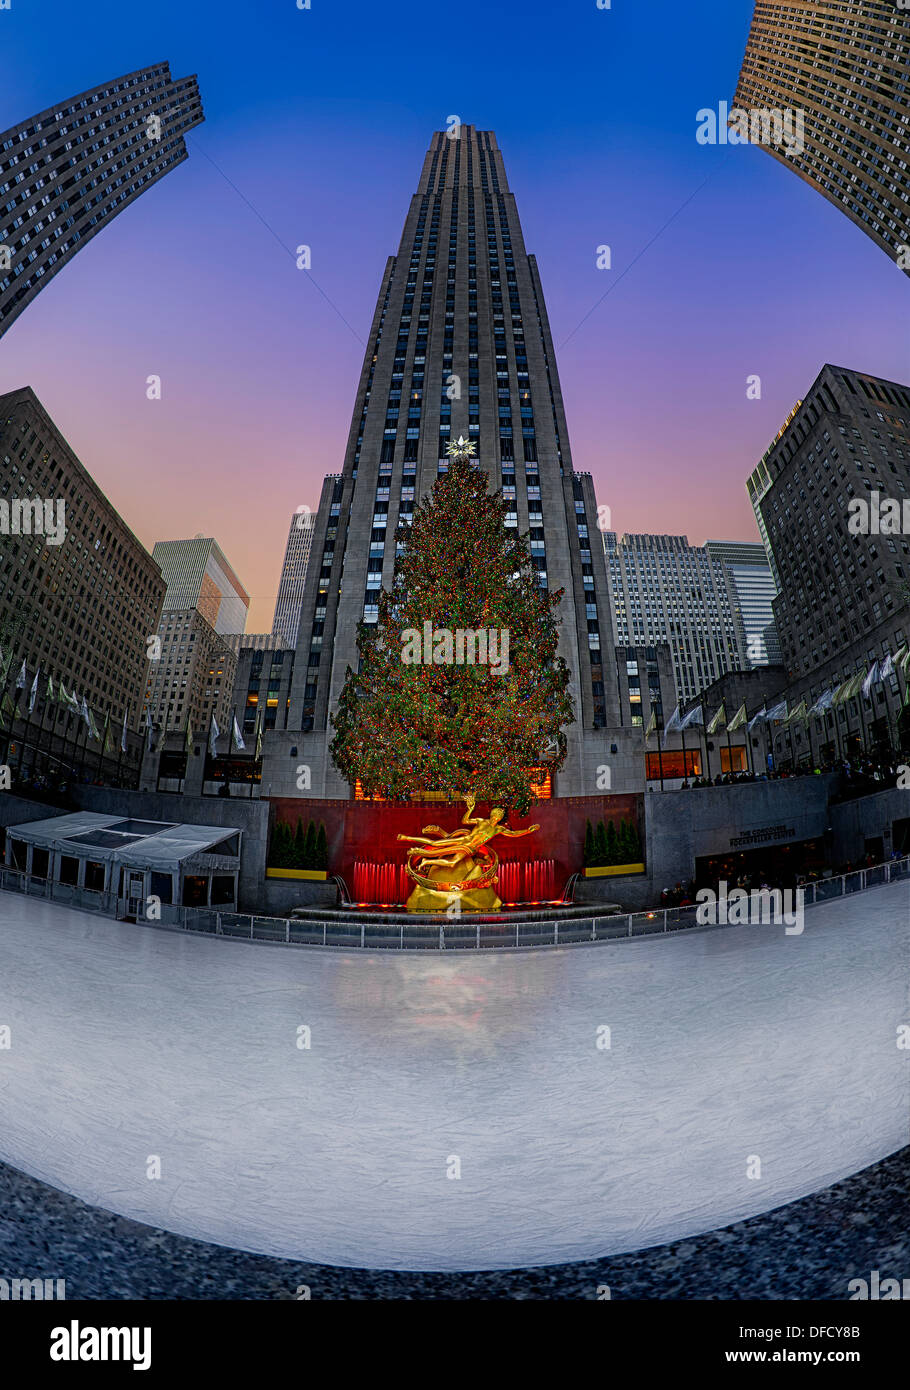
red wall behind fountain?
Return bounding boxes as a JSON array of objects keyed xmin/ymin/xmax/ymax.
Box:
[{"xmin": 268, "ymin": 794, "xmax": 643, "ymax": 902}]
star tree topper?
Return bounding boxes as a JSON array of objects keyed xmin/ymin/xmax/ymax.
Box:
[{"xmin": 446, "ymin": 435, "xmax": 476, "ymax": 462}]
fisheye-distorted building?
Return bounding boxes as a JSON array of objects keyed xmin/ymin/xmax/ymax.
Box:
[
  {"xmin": 0, "ymin": 63, "xmax": 203, "ymax": 337},
  {"xmin": 733, "ymin": 1, "xmax": 910, "ymax": 271}
]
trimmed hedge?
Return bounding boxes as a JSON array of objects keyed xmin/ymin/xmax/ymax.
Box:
[
  {"xmin": 583, "ymin": 817, "xmax": 642, "ymax": 868},
  {"xmin": 268, "ymin": 818, "xmax": 328, "ymax": 870}
]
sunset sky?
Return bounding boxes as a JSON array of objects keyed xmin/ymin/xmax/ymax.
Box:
[{"xmin": 1, "ymin": 0, "xmax": 907, "ymax": 630}]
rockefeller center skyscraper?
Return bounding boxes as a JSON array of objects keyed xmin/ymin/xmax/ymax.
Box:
[
  {"xmin": 266, "ymin": 127, "xmax": 637, "ymax": 798},
  {"xmin": 0, "ymin": 63, "xmax": 204, "ymax": 338},
  {"xmin": 733, "ymin": 1, "xmax": 910, "ymax": 272}
]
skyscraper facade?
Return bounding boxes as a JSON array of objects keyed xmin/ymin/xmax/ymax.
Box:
[
  {"xmin": 733, "ymin": 1, "xmax": 910, "ymax": 271},
  {"xmin": 145, "ymin": 608, "xmax": 237, "ymax": 739},
  {"xmin": 704, "ymin": 539, "xmax": 782, "ymax": 666},
  {"xmin": 266, "ymin": 128, "xmax": 629, "ymax": 797},
  {"xmin": 747, "ymin": 400, "xmax": 802, "ymax": 590},
  {"xmin": 754, "ymin": 364, "xmax": 910, "ymax": 702},
  {"xmin": 0, "ymin": 385, "xmax": 165, "ymax": 726},
  {"xmin": 0, "ymin": 63, "xmax": 203, "ymax": 338},
  {"xmin": 272, "ymin": 509, "xmax": 314, "ymax": 647},
  {"xmin": 146, "ymin": 538, "xmax": 249, "ymax": 737},
  {"xmin": 604, "ymin": 532, "xmax": 749, "ymax": 707},
  {"xmin": 152, "ymin": 537, "xmax": 250, "ymax": 636}
]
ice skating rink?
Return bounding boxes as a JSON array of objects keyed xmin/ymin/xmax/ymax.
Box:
[{"xmin": 0, "ymin": 882, "xmax": 907, "ymax": 1271}]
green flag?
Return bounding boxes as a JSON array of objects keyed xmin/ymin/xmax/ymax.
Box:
[
  {"xmin": 727, "ymin": 701, "xmax": 747, "ymax": 732},
  {"xmin": 707, "ymin": 702, "xmax": 726, "ymax": 735}
]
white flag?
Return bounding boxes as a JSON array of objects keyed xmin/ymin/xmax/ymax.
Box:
[
  {"xmin": 680, "ymin": 705, "xmax": 704, "ymax": 730},
  {"xmin": 208, "ymin": 713, "xmax": 220, "ymax": 758},
  {"xmin": 766, "ymin": 700, "xmax": 788, "ymax": 722},
  {"xmin": 747, "ymin": 705, "xmax": 766, "ymax": 731},
  {"xmin": 28, "ymin": 667, "xmax": 39, "ymax": 714},
  {"xmin": 232, "ymin": 713, "xmax": 245, "ymax": 751},
  {"xmin": 15, "ymin": 660, "xmax": 26, "ymax": 690},
  {"xmin": 664, "ymin": 704, "xmax": 681, "ymax": 734},
  {"xmin": 879, "ymin": 653, "xmax": 894, "ymax": 681},
  {"xmin": 862, "ymin": 662, "xmax": 878, "ymax": 699},
  {"xmin": 121, "ymin": 709, "xmax": 128, "ymax": 754},
  {"xmin": 81, "ymin": 697, "xmax": 99, "ymax": 739}
]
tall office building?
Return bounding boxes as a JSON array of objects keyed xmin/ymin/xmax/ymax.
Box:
[
  {"xmin": 747, "ymin": 401, "xmax": 802, "ymax": 589},
  {"xmin": 704, "ymin": 539, "xmax": 781, "ymax": 666},
  {"xmin": 754, "ymin": 364, "xmax": 910, "ymax": 698},
  {"xmin": 146, "ymin": 537, "xmax": 249, "ymax": 737},
  {"xmin": 151, "ymin": 537, "xmax": 249, "ymax": 636},
  {"xmin": 0, "ymin": 386, "xmax": 165, "ymax": 724},
  {"xmin": 0, "ymin": 63, "xmax": 203, "ymax": 338},
  {"xmin": 272, "ymin": 509, "xmax": 314, "ymax": 647},
  {"xmin": 227, "ymin": 635, "xmax": 296, "ymax": 742},
  {"xmin": 269, "ymin": 128, "xmax": 628, "ymax": 797},
  {"xmin": 733, "ymin": 1, "xmax": 910, "ymax": 271},
  {"xmin": 145, "ymin": 609, "xmax": 237, "ymax": 737},
  {"xmin": 604, "ymin": 533, "xmax": 749, "ymax": 707}
]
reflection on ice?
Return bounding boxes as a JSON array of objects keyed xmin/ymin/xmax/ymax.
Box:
[{"xmin": 0, "ymin": 883, "xmax": 906, "ymax": 1271}]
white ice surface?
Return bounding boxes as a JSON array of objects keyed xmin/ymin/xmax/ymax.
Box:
[{"xmin": 0, "ymin": 883, "xmax": 907, "ymax": 1271}]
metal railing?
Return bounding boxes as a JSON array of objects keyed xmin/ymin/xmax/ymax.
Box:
[{"xmin": 1, "ymin": 857, "xmax": 907, "ymax": 951}]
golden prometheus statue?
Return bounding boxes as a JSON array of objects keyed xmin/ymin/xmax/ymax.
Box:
[{"xmin": 397, "ymin": 794, "xmax": 539, "ymax": 913}]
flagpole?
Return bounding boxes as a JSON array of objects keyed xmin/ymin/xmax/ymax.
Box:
[
  {"xmin": 15, "ymin": 686, "xmax": 29, "ymax": 780},
  {"xmin": 681, "ymin": 722, "xmax": 688, "ymax": 782},
  {"xmin": 857, "ymin": 686, "xmax": 871, "ymax": 756},
  {"xmin": 0, "ymin": 679, "xmax": 11, "ymax": 767},
  {"xmin": 66, "ymin": 702, "xmax": 80, "ymax": 779},
  {"xmin": 894, "ymin": 656, "xmax": 905, "ymax": 756},
  {"xmin": 887, "ymin": 679, "xmax": 901, "ymax": 759},
  {"xmin": 116, "ymin": 707, "xmax": 126, "ymax": 786},
  {"xmin": 96, "ymin": 710, "xmax": 107, "ymax": 781},
  {"xmin": 898, "ymin": 661, "xmax": 910, "ymax": 759},
  {"xmin": 74, "ymin": 705, "xmax": 89, "ymax": 783},
  {"xmin": 832, "ymin": 695, "xmax": 844, "ymax": 765},
  {"xmin": 225, "ymin": 707, "xmax": 234, "ymax": 797},
  {"xmin": 701, "ymin": 702, "xmax": 710, "ymax": 782},
  {"xmin": 60, "ymin": 706, "xmax": 74, "ymax": 778},
  {"xmin": 37, "ymin": 684, "xmax": 54, "ymax": 778}
]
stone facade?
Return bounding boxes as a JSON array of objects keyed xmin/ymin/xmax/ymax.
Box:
[
  {"xmin": 0, "ymin": 385, "xmax": 165, "ymax": 728},
  {"xmin": 604, "ymin": 531, "xmax": 756, "ymax": 707},
  {"xmin": 270, "ymin": 128, "xmax": 629, "ymax": 800},
  {"xmin": 0, "ymin": 63, "xmax": 203, "ymax": 337},
  {"xmin": 733, "ymin": 1, "xmax": 910, "ymax": 273},
  {"xmin": 756, "ymin": 364, "xmax": 910, "ymax": 764}
]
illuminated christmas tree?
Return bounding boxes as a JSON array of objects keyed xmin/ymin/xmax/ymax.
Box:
[{"xmin": 331, "ymin": 438, "xmax": 574, "ymax": 814}]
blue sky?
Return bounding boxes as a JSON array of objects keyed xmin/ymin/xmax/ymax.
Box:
[{"xmin": 1, "ymin": 0, "xmax": 907, "ymax": 626}]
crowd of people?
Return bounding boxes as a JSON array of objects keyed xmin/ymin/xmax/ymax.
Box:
[{"xmin": 674, "ymin": 754, "xmax": 903, "ymax": 792}]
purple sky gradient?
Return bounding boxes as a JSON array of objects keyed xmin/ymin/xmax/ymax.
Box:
[{"xmin": 1, "ymin": 0, "xmax": 907, "ymax": 630}]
